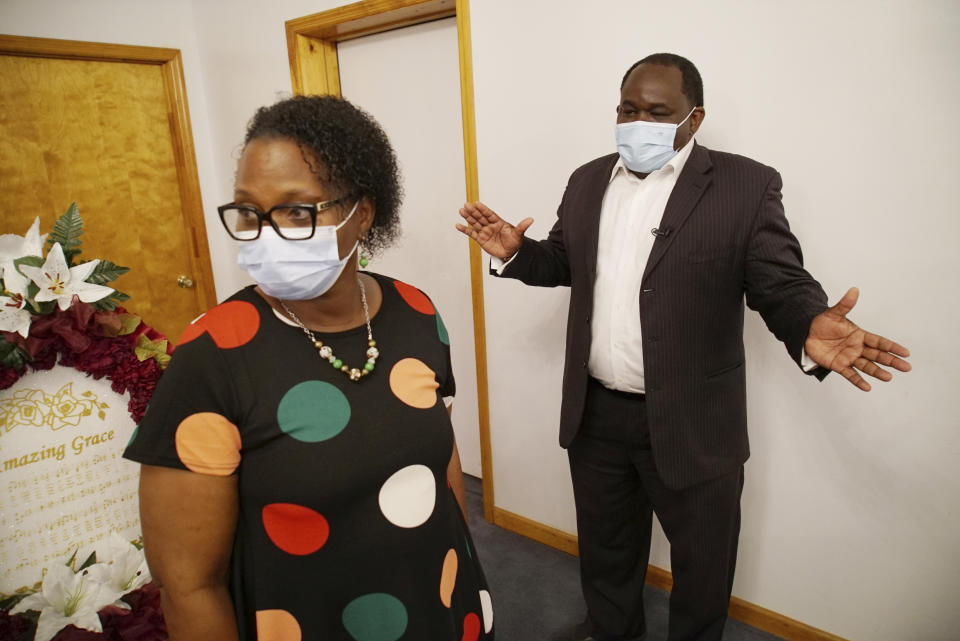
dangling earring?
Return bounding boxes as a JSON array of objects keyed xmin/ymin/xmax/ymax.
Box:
[{"xmin": 359, "ymin": 242, "xmax": 370, "ymax": 268}]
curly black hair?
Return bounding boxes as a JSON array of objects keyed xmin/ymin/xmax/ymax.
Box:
[
  {"xmin": 620, "ymin": 53, "xmax": 704, "ymax": 108},
  {"xmin": 244, "ymin": 95, "xmax": 403, "ymax": 254}
]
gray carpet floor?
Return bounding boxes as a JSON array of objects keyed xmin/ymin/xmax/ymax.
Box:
[{"xmin": 464, "ymin": 475, "xmax": 784, "ymax": 641}]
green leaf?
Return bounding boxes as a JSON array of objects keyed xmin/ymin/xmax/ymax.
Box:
[
  {"xmin": 135, "ymin": 334, "xmax": 169, "ymax": 364},
  {"xmin": 0, "ymin": 592, "xmax": 29, "ymax": 611},
  {"xmin": 0, "ymin": 338, "xmax": 29, "ymax": 370},
  {"xmin": 117, "ymin": 314, "xmax": 142, "ymax": 336},
  {"xmin": 77, "ymin": 550, "xmax": 98, "ymax": 571},
  {"xmin": 86, "ymin": 260, "xmax": 130, "ymax": 285},
  {"xmin": 12, "ymin": 255, "xmax": 43, "ymax": 275},
  {"xmin": 26, "ymin": 292, "xmax": 56, "ymax": 316},
  {"xmin": 65, "ymin": 548, "xmax": 78, "ymax": 570},
  {"xmin": 46, "ymin": 202, "xmax": 84, "ymax": 265},
  {"xmin": 91, "ymin": 290, "xmax": 129, "ymax": 312},
  {"xmin": 91, "ymin": 289, "xmax": 130, "ymax": 312}
]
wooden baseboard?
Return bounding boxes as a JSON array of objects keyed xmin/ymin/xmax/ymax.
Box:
[
  {"xmin": 489, "ymin": 507, "xmax": 848, "ymax": 641},
  {"xmin": 492, "ymin": 506, "xmax": 579, "ymax": 556}
]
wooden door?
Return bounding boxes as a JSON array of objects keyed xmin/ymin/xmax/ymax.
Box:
[{"xmin": 0, "ymin": 36, "xmax": 215, "ymax": 342}]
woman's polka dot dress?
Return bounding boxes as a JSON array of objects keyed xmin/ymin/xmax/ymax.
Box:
[{"xmin": 125, "ymin": 273, "xmax": 494, "ymax": 641}]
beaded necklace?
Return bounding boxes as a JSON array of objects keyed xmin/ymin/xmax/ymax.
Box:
[{"xmin": 279, "ymin": 276, "xmax": 379, "ymax": 382}]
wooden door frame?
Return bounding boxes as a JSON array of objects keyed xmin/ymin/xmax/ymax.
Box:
[
  {"xmin": 285, "ymin": 0, "xmax": 494, "ymax": 520},
  {"xmin": 0, "ymin": 34, "xmax": 217, "ymax": 314}
]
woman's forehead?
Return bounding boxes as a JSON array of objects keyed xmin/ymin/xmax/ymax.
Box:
[{"xmin": 236, "ymin": 138, "xmax": 332, "ymax": 195}]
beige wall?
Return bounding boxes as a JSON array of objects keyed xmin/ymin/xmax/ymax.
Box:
[{"xmin": 2, "ymin": 1, "xmax": 958, "ymax": 639}]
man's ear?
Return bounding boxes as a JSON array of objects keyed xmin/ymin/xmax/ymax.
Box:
[{"xmin": 689, "ymin": 106, "xmax": 706, "ymax": 135}]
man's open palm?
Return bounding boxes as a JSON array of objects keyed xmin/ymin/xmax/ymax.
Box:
[
  {"xmin": 805, "ymin": 287, "xmax": 911, "ymax": 391},
  {"xmin": 456, "ymin": 201, "xmax": 533, "ymax": 260}
]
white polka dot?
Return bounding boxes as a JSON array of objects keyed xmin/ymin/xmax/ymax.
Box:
[
  {"xmin": 479, "ymin": 589, "xmax": 493, "ymax": 633},
  {"xmin": 378, "ymin": 464, "xmax": 436, "ymax": 528}
]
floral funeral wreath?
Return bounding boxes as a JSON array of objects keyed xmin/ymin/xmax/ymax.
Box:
[{"xmin": 0, "ymin": 205, "xmax": 171, "ymax": 641}]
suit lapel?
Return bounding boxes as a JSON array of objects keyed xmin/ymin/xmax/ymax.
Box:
[{"xmin": 642, "ymin": 143, "xmax": 713, "ymax": 282}]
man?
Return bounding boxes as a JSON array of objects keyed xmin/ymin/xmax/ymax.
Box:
[{"xmin": 455, "ymin": 53, "xmax": 911, "ymax": 641}]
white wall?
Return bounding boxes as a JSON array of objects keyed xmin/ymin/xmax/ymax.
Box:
[
  {"xmin": 336, "ymin": 19, "xmax": 482, "ymax": 476},
  {"xmin": 4, "ymin": 1, "xmax": 958, "ymax": 639},
  {"xmin": 471, "ymin": 1, "xmax": 960, "ymax": 640}
]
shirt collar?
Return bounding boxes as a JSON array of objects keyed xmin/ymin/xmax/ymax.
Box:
[{"xmin": 609, "ymin": 136, "xmax": 697, "ymax": 183}]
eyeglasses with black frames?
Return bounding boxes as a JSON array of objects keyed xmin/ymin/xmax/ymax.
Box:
[{"xmin": 217, "ymin": 197, "xmax": 350, "ymax": 241}]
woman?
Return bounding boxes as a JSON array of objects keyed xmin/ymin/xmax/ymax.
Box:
[{"xmin": 124, "ymin": 96, "xmax": 493, "ymax": 641}]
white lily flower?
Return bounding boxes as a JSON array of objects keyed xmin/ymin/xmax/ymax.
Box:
[
  {"xmin": 0, "ymin": 294, "xmax": 32, "ymax": 337},
  {"xmin": 18, "ymin": 243, "xmax": 114, "ymax": 311},
  {"xmin": 10, "ymin": 562, "xmax": 112, "ymax": 641},
  {"xmin": 95, "ymin": 532, "xmax": 152, "ymax": 604},
  {"xmin": 0, "ymin": 217, "xmax": 46, "ymax": 296}
]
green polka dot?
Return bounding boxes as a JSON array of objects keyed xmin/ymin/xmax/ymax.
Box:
[
  {"xmin": 436, "ymin": 311, "xmax": 449, "ymax": 345},
  {"xmin": 342, "ymin": 593, "xmax": 407, "ymax": 641},
  {"xmin": 277, "ymin": 381, "xmax": 350, "ymax": 443}
]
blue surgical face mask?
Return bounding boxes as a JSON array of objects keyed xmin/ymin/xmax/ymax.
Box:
[
  {"xmin": 615, "ymin": 107, "xmax": 697, "ymax": 173},
  {"xmin": 236, "ymin": 200, "xmax": 359, "ymax": 300}
]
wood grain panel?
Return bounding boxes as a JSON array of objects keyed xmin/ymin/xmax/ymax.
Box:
[
  {"xmin": 0, "ymin": 34, "xmax": 176, "ymax": 64},
  {"xmin": 286, "ymin": 0, "xmax": 455, "ymax": 43},
  {"xmin": 0, "ymin": 53, "xmax": 208, "ymax": 340}
]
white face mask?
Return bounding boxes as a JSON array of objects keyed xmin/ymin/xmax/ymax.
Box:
[
  {"xmin": 236, "ymin": 200, "xmax": 360, "ymax": 300},
  {"xmin": 615, "ymin": 107, "xmax": 696, "ymax": 173}
]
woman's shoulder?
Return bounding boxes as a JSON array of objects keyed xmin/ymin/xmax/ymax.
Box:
[
  {"xmin": 369, "ymin": 272, "xmax": 440, "ymax": 315},
  {"xmin": 369, "ymin": 272, "xmax": 450, "ymax": 348},
  {"xmin": 175, "ymin": 285, "xmax": 265, "ymax": 350}
]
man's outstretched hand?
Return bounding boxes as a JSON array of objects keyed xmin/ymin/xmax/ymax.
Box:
[
  {"xmin": 456, "ymin": 201, "xmax": 533, "ymax": 260},
  {"xmin": 805, "ymin": 287, "xmax": 911, "ymax": 391}
]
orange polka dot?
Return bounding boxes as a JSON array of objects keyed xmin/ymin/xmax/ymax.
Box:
[
  {"xmin": 262, "ymin": 503, "xmax": 330, "ymax": 555},
  {"xmin": 393, "ymin": 280, "xmax": 435, "ymax": 315},
  {"xmin": 256, "ymin": 609, "xmax": 301, "ymax": 641},
  {"xmin": 176, "ymin": 300, "xmax": 260, "ymax": 348},
  {"xmin": 174, "ymin": 412, "xmax": 242, "ymax": 475},
  {"xmin": 439, "ymin": 548, "xmax": 458, "ymax": 608},
  {"xmin": 389, "ymin": 358, "xmax": 439, "ymax": 409}
]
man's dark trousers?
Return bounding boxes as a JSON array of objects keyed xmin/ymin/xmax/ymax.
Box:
[{"xmin": 568, "ymin": 378, "xmax": 744, "ymax": 641}]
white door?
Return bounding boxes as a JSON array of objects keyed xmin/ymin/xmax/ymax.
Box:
[{"xmin": 337, "ymin": 19, "xmax": 481, "ymax": 477}]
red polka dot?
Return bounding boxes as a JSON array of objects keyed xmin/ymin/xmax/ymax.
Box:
[
  {"xmin": 177, "ymin": 320, "xmax": 206, "ymax": 346},
  {"xmin": 393, "ymin": 280, "xmax": 435, "ymax": 315},
  {"xmin": 262, "ymin": 503, "xmax": 330, "ymax": 555},
  {"xmin": 178, "ymin": 300, "xmax": 260, "ymax": 348},
  {"xmin": 462, "ymin": 612, "xmax": 481, "ymax": 641}
]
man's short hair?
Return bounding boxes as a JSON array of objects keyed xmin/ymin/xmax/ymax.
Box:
[{"xmin": 620, "ymin": 53, "xmax": 704, "ymax": 108}]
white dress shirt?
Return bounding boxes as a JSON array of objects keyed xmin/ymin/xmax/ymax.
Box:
[
  {"xmin": 493, "ymin": 138, "xmax": 817, "ymax": 394},
  {"xmin": 587, "ymin": 139, "xmax": 696, "ymax": 392}
]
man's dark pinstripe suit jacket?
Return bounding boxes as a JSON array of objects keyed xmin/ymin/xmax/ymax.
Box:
[{"xmin": 497, "ymin": 143, "xmax": 829, "ymax": 490}]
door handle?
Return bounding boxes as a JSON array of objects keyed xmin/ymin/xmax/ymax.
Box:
[{"xmin": 177, "ymin": 275, "xmax": 195, "ymax": 288}]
